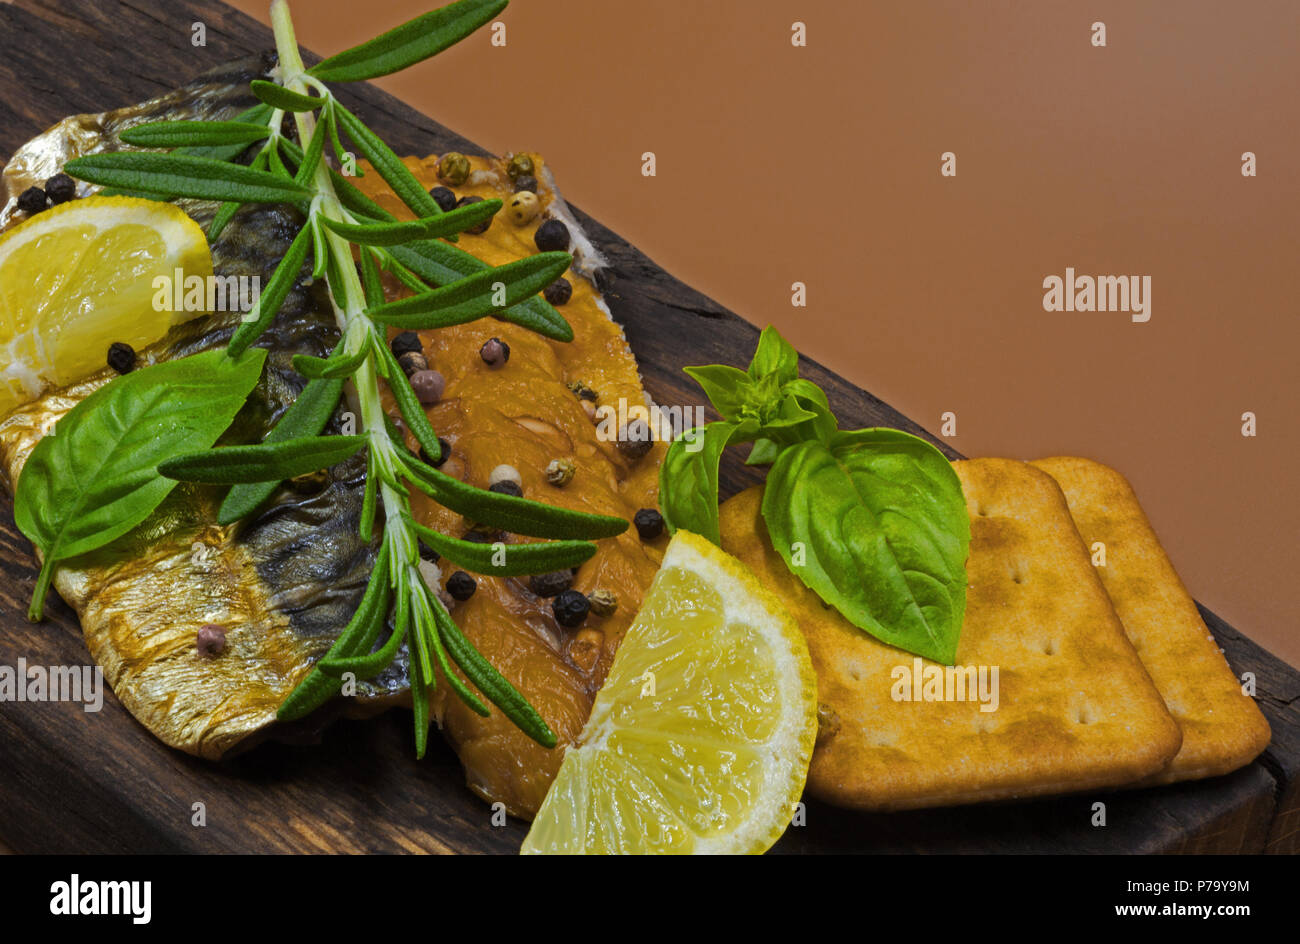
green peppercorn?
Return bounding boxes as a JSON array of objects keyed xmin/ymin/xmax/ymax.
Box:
[
  {"xmin": 587, "ymin": 589, "xmax": 618, "ymax": 618},
  {"xmin": 545, "ymin": 458, "xmax": 575, "ymax": 487},
  {"xmin": 507, "ymin": 153, "xmax": 535, "ymax": 180},
  {"xmin": 438, "ymin": 152, "xmax": 471, "ymax": 186}
]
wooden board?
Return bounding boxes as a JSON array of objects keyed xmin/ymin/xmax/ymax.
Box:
[{"xmin": 0, "ymin": 0, "xmax": 1296, "ymax": 854}]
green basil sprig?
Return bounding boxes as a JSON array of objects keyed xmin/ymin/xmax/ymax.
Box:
[
  {"xmin": 659, "ymin": 326, "xmax": 971, "ymax": 664},
  {"xmin": 15, "ymin": 348, "xmax": 267, "ymax": 620}
]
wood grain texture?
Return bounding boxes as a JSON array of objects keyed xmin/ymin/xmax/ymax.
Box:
[{"xmin": 0, "ymin": 0, "xmax": 1295, "ymax": 854}]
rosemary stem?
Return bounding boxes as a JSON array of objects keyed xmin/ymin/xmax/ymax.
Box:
[{"xmin": 271, "ymin": 0, "xmax": 425, "ymax": 668}]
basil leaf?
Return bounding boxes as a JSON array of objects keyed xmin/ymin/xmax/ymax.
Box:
[
  {"xmin": 249, "ymin": 79, "xmax": 328, "ymax": 113},
  {"xmin": 745, "ymin": 437, "xmax": 783, "ymax": 467},
  {"xmin": 320, "ymin": 198, "xmax": 500, "ymax": 246},
  {"xmin": 366, "ymin": 252, "xmax": 572, "ymax": 329},
  {"xmin": 781, "ymin": 377, "xmax": 838, "ymax": 440},
  {"xmin": 747, "ymin": 324, "xmax": 799, "ymax": 385},
  {"xmin": 15, "ymin": 347, "xmax": 268, "ymax": 620},
  {"xmin": 412, "ymin": 523, "xmax": 596, "ymax": 576},
  {"xmin": 760, "ymin": 429, "xmax": 970, "ymax": 664},
  {"xmin": 64, "ymin": 153, "xmax": 312, "ymax": 204},
  {"xmin": 216, "ymin": 377, "xmax": 345, "ymax": 526},
  {"xmin": 309, "ymin": 0, "xmax": 508, "ymax": 83},
  {"xmin": 119, "ymin": 120, "xmax": 271, "ymax": 149},
  {"xmin": 658, "ymin": 421, "xmax": 758, "ymax": 545},
  {"xmin": 159, "ymin": 435, "xmax": 366, "ymax": 483},
  {"xmin": 682, "ymin": 364, "xmax": 752, "ymax": 422}
]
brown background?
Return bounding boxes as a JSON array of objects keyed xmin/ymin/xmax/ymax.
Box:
[{"xmin": 227, "ymin": 0, "xmax": 1295, "ymax": 668}]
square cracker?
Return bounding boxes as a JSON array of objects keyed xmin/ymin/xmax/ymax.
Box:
[
  {"xmin": 718, "ymin": 457, "xmax": 1181, "ymax": 811},
  {"xmin": 1031, "ymin": 457, "xmax": 1270, "ymax": 783}
]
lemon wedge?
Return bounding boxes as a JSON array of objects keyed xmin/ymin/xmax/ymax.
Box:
[
  {"xmin": 522, "ymin": 530, "xmax": 818, "ymax": 855},
  {"xmin": 0, "ymin": 195, "xmax": 212, "ymax": 419}
]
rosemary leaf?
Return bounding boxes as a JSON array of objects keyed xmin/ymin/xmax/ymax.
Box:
[
  {"xmin": 120, "ymin": 120, "xmax": 271, "ymax": 149},
  {"xmin": 65, "ymin": 152, "xmax": 312, "ymax": 204},
  {"xmin": 250, "ymin": 78, "xmax": 328, "ymax": 113},
  {"xmin": 320, "ymin": 574, "xmax": 410, "ymax": 679},
  {"xmin": 321, "ymin": 198, "xmax": 500, "ymax": 246},
  {"xmin": 294, "ymin": 108, "xmax": 332, "ymax": 187},
  {"xmin": 172, "ymin": 102, "xmax": 274, "ymax": 162},
  {"xmin": 217, "ymin": 376, "xmax": 346, "ymax": 525},
  {"xmin": 159, "ymin": 435, "xmax": 366, "ymax": 484},
  {"xmin": 309, "ymin": 0, "xmax": 508, "ymax": 83},
  {"xmin": 367, "ymin": 252, "xmax": 571, "ymax": 329},
  {"xmin": 277, "ymin": 541, "xmax": 393, "ymax": 722},
  {"xmin": 432, "ymin": 596, "xmax": 557, "ymax": 748},
  {"xmin": 291, "ymin": 338, "xmax": 373, "ymax": 379},
  {"xmin": 334, "ymin": 102, "xmax": 442, "ymax": 219},
  {"xmin": 399, "ymin": 451, "xmax": 628, "ymax": 539},
  {"xmin": 412, "ymin": 524, "xmax": 596, "ymax": 576},
  {"xmin": 377, "ymin": 343, "xmax": 444, "ymax": 461},
  {"xmin": 359, "ymin": 449, "xmax": 379, "ymax": 541},
  {"xmin": 388, "ymin": 240, "xmax": 572, "ymax": 341},
  {"xmin": 228, "ymin": 221, "xmax": 313, "ymax": 356}
]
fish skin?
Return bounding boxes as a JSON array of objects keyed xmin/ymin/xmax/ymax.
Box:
[{"xmin": 0, "ymin": 55, "xmax": 402, "ymax": 759}]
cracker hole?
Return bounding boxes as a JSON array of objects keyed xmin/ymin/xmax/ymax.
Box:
[
  {"xmin": 1074, "ymin": 704, "xmax": 1097, "ymax": 725},
  {"xmin": 1042, "ymin": 639, "xmax": 1058, "ymax": 656}
]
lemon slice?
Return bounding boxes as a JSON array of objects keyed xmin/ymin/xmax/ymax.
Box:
[
  {"xmin": 522, "ymin": 530, "xmax": 818, "ymax": 855},
  {"xmin": 0, "ymin": 195, "xmax": 212, "ymax": 419}
]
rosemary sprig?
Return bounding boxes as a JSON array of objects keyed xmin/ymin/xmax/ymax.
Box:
[{"xmin": 65, "ymin": 0, "xmax": 624, "ymax": 756}]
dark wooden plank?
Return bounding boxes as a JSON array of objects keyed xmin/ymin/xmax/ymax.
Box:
[{"xmin": 0, "ymin": 0, "xmax": 1295, "ymax": 854}]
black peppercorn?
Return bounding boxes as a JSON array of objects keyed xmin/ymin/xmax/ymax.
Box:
[
  {"xmin": 489, "ymin": 480, "xmax": 523, "ymax": 497},
  {"xmin": 419, "ymin": 436, "xmax": 452, "ymax": 468},
  {"xmin": 543, "ymin": 277, "xmax": 572, "ymax": 306},
  {"xmin": 534, "ymin": 218, "xmax": 570, "ymax": 253},
  {"xmin": 529, "ymin": 570, "xmax": 574, "ymax": 597},
  {"xmin": 513, "ymin": 174, "xmax": 538, "ymax": 194},
  {"xmin": 16, "ymin": 187, "xmax": 48, "ymax": 215},
  {"xmin": 552, "ymin": 589, "xmax": 590, "ymax": 628},
  {"xmin": 429, "ymin": 186, "xmax": 457, "ymax": 212},
  {"xmin": 107, "ymin": 341, "xmax": 136, "ymax": 374},
  {"xmin": 633, "ymin": 508, "xmax": 665, "ymax": 540},
  {"xmin": 43, "ymin": 174, "xmax": 76, "ymax": 204},
  {"xmin": 418, "ymin": 542, "xmax": 440, "ymax": 563},
  {"xmin": 456, "ymin": 195, "xmax": 491, "ymax": 235},
  {"xmin": 617, "ymin": 419, "xmax": 654, "ymax": 460},
  {"xmin": 447, "ymin": 570, "xmax": 477, "ymax": 601},
  {"xmin": 463, "ymin": 530, "xmax": 496, "ymax": 544},
  {"xmin": 479, "ymin": 336, "xmax": 510, "ymax": 367},
  {"xmin": 391, "ymin": 331, "xmax": 423, "ymax": 357}
]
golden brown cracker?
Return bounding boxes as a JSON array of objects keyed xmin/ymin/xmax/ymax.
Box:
[
  {"xmin": 1031, "ymin": 457, "xmax": 1270, "ymax": 783},
  {"xmin": 718, "ymin": 458, "xmax": 1181, "ymax": 810}
]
